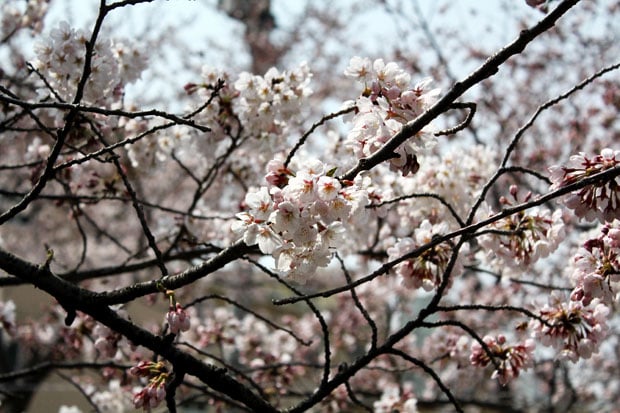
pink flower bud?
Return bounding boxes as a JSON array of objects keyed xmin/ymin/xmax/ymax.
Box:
[{"xmin": 166, "ymin": 303, "xmax": 191, "ymax": 335}]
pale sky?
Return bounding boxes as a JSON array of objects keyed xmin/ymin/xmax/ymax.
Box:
[{"xmin": 38, "ymin": 0, "xmax": 528, "ymax": 110}]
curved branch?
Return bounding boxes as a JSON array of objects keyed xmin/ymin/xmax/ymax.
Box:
[
  {"xmin": 187, "ymin": 294, "xmax": 312, "ymax": 347},
  {"xmin": 501, "ymin": 60, "xmax": 620, "ymax": 168},
  {"xmin": 369, "ymin": 192, "xmax": 465, "ymax": 227},
  {"xmin": 285, "ymin": 106, "xmax": 356, "ymax": 168},
  {"xmin": 387, "ymin": 349, "xmax": 463, "ymax": 412},
  {"xmin": 433, "ymin": 102, "xmax": 476, "ymax": 137}
]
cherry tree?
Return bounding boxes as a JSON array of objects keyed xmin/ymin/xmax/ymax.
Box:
[{"xmin": 0, "ymin": 0, "xmax": 619, "ymax": 412}]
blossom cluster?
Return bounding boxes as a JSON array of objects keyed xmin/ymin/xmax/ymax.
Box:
[
  {"xmin": 373, "ymin": 383, "xmax": 418, "ymax": 413},
  {"xmin": 93, "ymin": 323, "xmax": 122, "ymax": 358},
  {"xmin": 570, "ymin": 220, "xmax": 620, "ymax": 306},
  {"xmin": 188, "ymin": 62, "xmax": 312, "ymax": 142},
  {"xmin": 469, "ymin": 334, "xmax": 535, "ymax": 385},
  {"xmin": 33, "ymin": 21, "xmax": 146, "ymax": 105},
  {"xmin": 232, "ymin": 159, "xmax": 370, "ymax": 280},
  {"xmin": 343, "ymin": 56, "xmax": 440, "ymax": 175},
  {"xmin": 184, "ymin": 306, "xmax": 310, "ymax": 397},
  {"xmin": 129, "ymin": 360, "xmax": 168, "ymax": 411},
  {"xmin": 0, "ymin": 0, "xmax": 47, "ymax": 40},
  {"xmin": 387, "ymin": 220, "xmax": 465, "ymax": 290},
  {"xmin": 530, "ymin": 293, "xmax": 609, "ymax": 362},
  {"xmin": 122, "ymin": 117, "xmax": 176, "ymax": 169},
  {"xmin": 184, "ymin": 66, "xmax": 237, "ymax": 138},
  {"xmin": 57, "ymin": 379, "xmax": 143, "ymax": 413},
  {"xmin": 549, "ymin": 148, "xmax": 620, "ymax": 223},
  {"xmin": 399, "ymin": 145, "xmax": 498, "ymax": 221},
  {"xmin": 477, "ymin": 185, "xmax": 565, "ymax": 268},
  {"xmin": 234, "ymin": 63, "xmax": 313, "ymax": 139},
  {"xmin": 374, "ymin": 145, "xmax": 498, "ymax": 257}
]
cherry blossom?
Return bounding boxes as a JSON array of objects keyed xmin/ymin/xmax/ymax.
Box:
[
  {"xmin": 549, "ymin": 149, "xmax": 620, "ymax": 223},
  {"xmin": 0, "ymin": 0, "xmax": 47, "ymax": 39},
  {"xmin": 387, "ymin": 220, "xmax": 466, "ymax": 290},
  {"xmin": 344, "ymin": 57, "xmax": 440, "ymax": 175},
  {"xmin": 373, "ymin": 383, "xmax": 418, "ymax": 413},
  {"xmin": 232, "ymin": 159, "xmax": 370, "ymax": 280},
  {"xmin": 469, "ymin": 334, "xmax": 535, "ymax": 385},
  {"xmin": 132, "ymin": 381, "xmax": 166, "ymax": 411},
  {"xmin": 93, "ymin": 323, "xmax": 122, "ymax": 358},
  {"xmin": 33, "ymin": 21, "xmax": 145, "ymax": 105},
  {"xmin": 165, "ymin": 303, "xmax": 191, "ymax": 335},
  {"xmin": 569, "ymin": 221, "xmax": 620, "ymax": 306},
  {"xmin": 129, "ymin": 361, "xmax": 169, "ymax": 411},
  {"xmin": 477, "ymin": 187, "xmax": 565, "ymax": 268},
  {"xmin": 530, "ymin": 294, "xmax": 610, "ymax": 362}
]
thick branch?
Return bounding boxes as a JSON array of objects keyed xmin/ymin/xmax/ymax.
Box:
[{"xmin": 0, "ymin": 247, "xmax": 277, "ymax": 412}]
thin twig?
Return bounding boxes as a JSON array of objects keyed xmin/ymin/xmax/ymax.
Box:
[
  {"xmin": 335, "ymin": 253, "xmax": 378, "ymax": 350},
  {"xmin": 285, "ymin": 106, "xmax": 356, "ymax": 168},
  {"xmin": 387, "ymin": 349, "xmax": 463, "ymax": 412},
  {"xmin": 187, "ymin": 294, "xmax": 312, "ymax": 346},
  {"xmin": 369, "ymin": 192, "xmax": 465, "ymax": 227},
  {"xmin": 434, "ymin": 102, "xmax": 477, "ymax": 137},
  {"xmin": 501, "ymin": 60, "xmax": 620, "ymax": 168}
]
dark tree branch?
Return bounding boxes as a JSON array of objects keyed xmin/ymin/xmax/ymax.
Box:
[{"xmin": 0, "ymin": 248, "xmax": 278, "ymax": 412}]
